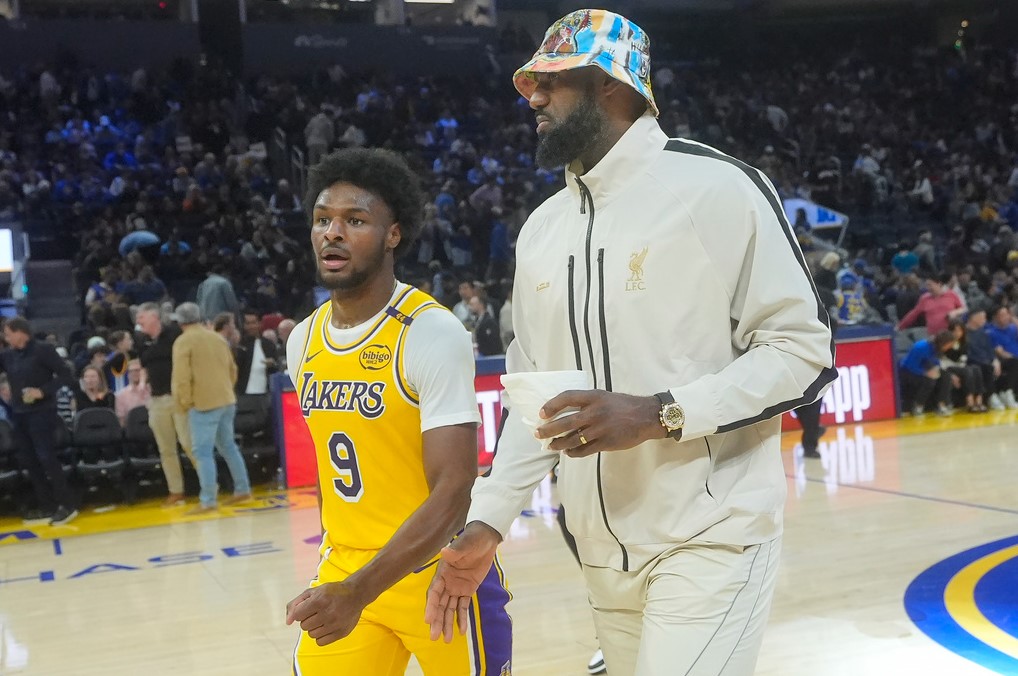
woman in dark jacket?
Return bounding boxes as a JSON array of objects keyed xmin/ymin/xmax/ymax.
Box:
[{"xmin": 74, "ymin": 365, "xmax": 115, "ymax": 412}]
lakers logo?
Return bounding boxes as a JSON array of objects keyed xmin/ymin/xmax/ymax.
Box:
[
  {"xmin": 298, "ymin": 373, "xmax": 386, "ymax": 419},
  {"xmin": 359, "ymin": 344, "xmax": 392, "ymax": 370},
  {"xmin": 626, "ymin": 246, "xmax": 648, "ymax": 292}
]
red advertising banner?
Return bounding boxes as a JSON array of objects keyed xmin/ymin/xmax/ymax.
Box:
[
  {"xmin": 782, "ymin": 336, "xmax": 898, "ymax": 430},
  {"xmin": 280, "ymin": 391, "xmax": 317, "ymax": 489},
  {"xmin": 474, "ymin": 373, "xmax": 504, "ymax": 470}
]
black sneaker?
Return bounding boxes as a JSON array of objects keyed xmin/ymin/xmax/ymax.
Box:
[
  {"xmin": 50, "ymin": 506, "xmax": 79, "ymax": 526},
  {"xmin": 22, "ymin": 509, "xmax": 55, "ymax": 525},
  {"xmin": 803, "ymin": 447, "xmax": 821, "ymax": 459}
]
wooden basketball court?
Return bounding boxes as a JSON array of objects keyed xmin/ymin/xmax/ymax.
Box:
[{"xmin": 1, "ymin": 413, "xmax": 1015, "ymax": 675}]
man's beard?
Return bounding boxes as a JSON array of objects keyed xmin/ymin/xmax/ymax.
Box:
[
  {"xmin": 535, "ymin": 94, "xmax": 607, "ymax": 170},
  {"xmin": 315, "ymin": 242, "xmax": 387, "ymax": 292}
]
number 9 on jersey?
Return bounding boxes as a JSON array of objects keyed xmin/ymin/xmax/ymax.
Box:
[{"xmin": 328, "ymin": 432, "xmax": 364, "ymax": 502}]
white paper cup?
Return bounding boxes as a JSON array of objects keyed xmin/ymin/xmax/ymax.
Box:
[{"xmin": 500, "ymin": 370, "xmax": 593, "ymax": 449}]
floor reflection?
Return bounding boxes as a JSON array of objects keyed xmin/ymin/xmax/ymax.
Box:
[{"xmin": 791, "ymin": 425, "xmax": 893, "ymax": 496}]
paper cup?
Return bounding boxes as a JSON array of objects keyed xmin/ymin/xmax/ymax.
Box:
[{"xmin": 500, "ymin": 370, "xmax": 593, "ymax": 449}]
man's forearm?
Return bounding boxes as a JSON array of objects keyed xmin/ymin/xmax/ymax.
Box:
[{"xmin": 343, "ymin": 483, "xmax": 470, "ymax": 604}]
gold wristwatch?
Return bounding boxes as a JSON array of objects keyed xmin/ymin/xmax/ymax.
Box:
[{"xmin": 654, "ymin": 391, "xmax": 685, "ymax": 441}]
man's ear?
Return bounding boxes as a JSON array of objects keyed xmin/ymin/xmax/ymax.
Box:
[
  {"xmin": 387, "ymin": 222, "xmax": 403, "ymax": 252},
  {"xmin": 601, "ymin": 73, "xmax": 626, "ymax": 97},
  {"xmin": 600, "ymin": 75, "xmax": 646, "ymax": 117}
]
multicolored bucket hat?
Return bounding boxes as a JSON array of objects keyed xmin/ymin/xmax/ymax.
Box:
[{"xmin": 513, "ymin": 9, "xmax": 658, "ymax": 117}]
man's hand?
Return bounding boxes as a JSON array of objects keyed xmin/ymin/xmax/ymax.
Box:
[
  {"xmin": 536, "ymin": 390, "xmax": 665, "ymax": 458},
  {"xmin": 425, "ymin": 522, "xmax": 501, "ymax": 643},
  {"xmin": 285, "ymin": 581, "xmax": 369, "ymax": 646}
]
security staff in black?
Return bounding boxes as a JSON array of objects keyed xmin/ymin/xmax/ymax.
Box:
[{"xmin": 1, "ymin": 317, "xmax": 77, "ymax": 525}]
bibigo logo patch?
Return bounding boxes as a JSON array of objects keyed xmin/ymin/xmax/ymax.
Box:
[{"xmin": 359, "ymin": 345, "xmax": 392, "ymax": 370}]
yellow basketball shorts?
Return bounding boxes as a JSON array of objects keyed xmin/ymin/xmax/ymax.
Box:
[{"xmin": 292, "ymin": 544, "xmax": 512, "ymax": 676}]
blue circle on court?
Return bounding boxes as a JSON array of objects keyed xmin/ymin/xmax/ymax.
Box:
[
  {"xmin": 905, "ymin": 534, "xmax": 1018, "ymax": 674},
  {"xmin": 974, "ymin": 558, "xmax": 1018, "ymax": 639}
]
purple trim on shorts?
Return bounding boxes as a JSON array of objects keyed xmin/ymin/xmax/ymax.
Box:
[{"xmin": 473, "ymin": 561, "xmax": 513, "ymax": 675}]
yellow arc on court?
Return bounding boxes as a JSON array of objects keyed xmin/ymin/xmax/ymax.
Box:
[{"xmin": 943, "ymin": 544, "xmax": 1018, "ymax": 659}]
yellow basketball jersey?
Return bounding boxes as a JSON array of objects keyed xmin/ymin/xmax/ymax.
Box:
[{"xmin": 295, "ymin": 285, "xmax": 446, "ymax": 553}]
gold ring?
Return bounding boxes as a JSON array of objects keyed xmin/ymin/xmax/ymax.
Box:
[{"xmin": 578, "ymin": 432, "xmax": 588, "ymax": 445}]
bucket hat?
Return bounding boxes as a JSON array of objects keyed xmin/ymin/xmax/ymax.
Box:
[{"xmin": 513, "ymin": 9, "xmax": 658, "ymax": 117}]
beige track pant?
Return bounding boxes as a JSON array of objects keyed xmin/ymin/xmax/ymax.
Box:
[{"xmin": 582, "ymin": 538, "xmax": 781, "ymax": 676}]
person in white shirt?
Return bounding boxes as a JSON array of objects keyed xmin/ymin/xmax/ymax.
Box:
[
  {"xmin": 237, "ymin": 310, "xmax": 278, "ymax": 396},
  {"xmin": 451, "ymin": 280, "xmax": 476, "ymax": 328},
  {"xmin": 115, "ymin": 359, "xmax": 151, "ymax": 426},
  {"xmin": 424, "ymin": 10, "xmax": 835, "ymax": 676}
]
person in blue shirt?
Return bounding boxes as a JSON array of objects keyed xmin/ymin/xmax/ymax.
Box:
[
  {"xmin": 834, "ymin": 272, "xmax": 870, "ymax": 324},
  {"xmin": 964, "ymin": 308, "xmax": 1008, "ymax": 410},
  {"xmin": 103, "ymin": 142, "xmax": 138, "ymax": 172},
  {"xmin": 891, "ymin": 245, "xmax": 920, "ymax": 275},
  {"xmin": 900, "ymin": 330, "xmax": 956, "ymax": 416},
  {"xmin": 985, "ymin": 305, "xmax": 1018, "ymax": 408},
  {"xmin": 486, "ymin": 208, "xmax": 511, "ymax": 282}
]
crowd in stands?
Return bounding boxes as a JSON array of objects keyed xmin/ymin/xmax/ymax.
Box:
[
  {"xmin": 0, "ymin": 303, "xmax": 279, "ymax": 523},
  {"xmin": 0, "ymin": 31, "xmax": 1016, "ymax": 436}
]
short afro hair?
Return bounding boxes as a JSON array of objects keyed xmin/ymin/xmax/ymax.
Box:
[{"xmin": 304, "ymin": 148, "xmax": 424, "ymax": 260}]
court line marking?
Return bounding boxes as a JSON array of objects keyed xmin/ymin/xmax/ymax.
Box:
[
  {"xmin": 943, "ymin": 544, "xmax": 1018, "ymax": 660},
  {"xmin": 787, "ymin": 474, "xmax": 1018, "ymax": 516},
  {"xmin": 53, "ymin": 538, "xmax": 62, "ymax": 556}
]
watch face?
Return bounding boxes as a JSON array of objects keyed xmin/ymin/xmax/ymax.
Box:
[{"xmin": 663, "ymin": 403, "xmax": 685, "ymax": 429}]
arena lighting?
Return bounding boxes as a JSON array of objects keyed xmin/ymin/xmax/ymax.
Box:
[{"xmin": 961, "ymin": 20, "xmax": 969, "ymax": 28}]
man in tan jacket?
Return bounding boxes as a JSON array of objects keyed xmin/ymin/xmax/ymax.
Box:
[{"xmin": 171, "ymin": 302, "xmax": 252, "ymax": 513}]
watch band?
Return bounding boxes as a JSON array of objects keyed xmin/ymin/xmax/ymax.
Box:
[
  {"xmin": 654, "ymin": 391, "xmax": 683, "ymax": 441},
  {"xmin": 654, "ymin": 391, "xmax": 675, "ymax": 406}
]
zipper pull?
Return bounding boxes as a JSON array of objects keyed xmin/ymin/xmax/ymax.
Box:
[{"xmin": 575, "ymin": 178, "xmax": 586, "ymax": 214}]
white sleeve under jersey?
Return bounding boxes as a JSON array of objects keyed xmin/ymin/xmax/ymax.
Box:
[{"xmin": 286, "ymin": 299, "xmax": 480, "ymax": 433}]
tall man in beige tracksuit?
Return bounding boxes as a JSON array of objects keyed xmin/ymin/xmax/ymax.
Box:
[
  {"xmin": 425, "ymin": 10, "xmax": 837, "ymax": 676},
  {"xmin": 171, "ymin": 302, "xmax": 252, "ymax": 513}
]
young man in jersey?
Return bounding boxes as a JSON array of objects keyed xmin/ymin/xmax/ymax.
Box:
[{"xmin": 284, "ymin": 148, "xmax": 512, "ymax": 676}]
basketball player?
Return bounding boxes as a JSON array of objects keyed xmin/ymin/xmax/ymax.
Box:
[{"xmin": 284, "ymin": 148, "xmax": 512, "ymax": 675}]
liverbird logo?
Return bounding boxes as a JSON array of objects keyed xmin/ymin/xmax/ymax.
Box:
[
  {"xmin": 626, "ymin": 247, "xmax": 648, "ymax": 291},
  {"xmin": 628, "ymin": 247, "xmax": 648, "ymax": 281}
]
